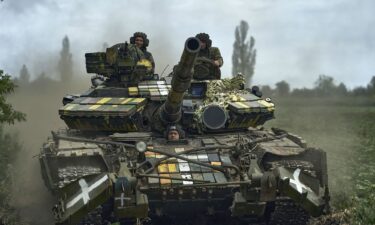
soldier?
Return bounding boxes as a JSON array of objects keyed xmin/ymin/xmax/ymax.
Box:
[
  {"xmin": 166, "ymin": 125, "xmax": 185, "ymax": 141},
  {"xmin": 130, "ymin": 32, "xmax": 155, "ymax": 73},
  {"xmin": 194, "ymin": 33, "xmax": 223, "ymax": 80}
]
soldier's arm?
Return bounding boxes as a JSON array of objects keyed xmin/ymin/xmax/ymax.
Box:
[{"xmin": 212, "ymin": 47, "xmax": 223, "ymax": 67}]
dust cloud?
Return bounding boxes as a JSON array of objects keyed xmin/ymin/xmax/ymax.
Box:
[
  {"xmin": 5, "ymin": 29, "xmax": 175, "ymax": 224},
  {"xmin": 8, "ymin": 75, "xmax": 90, "ymax": 224}
]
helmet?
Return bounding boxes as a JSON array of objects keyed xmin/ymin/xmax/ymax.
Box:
[
  {"xmin": 195, "ymin": 33, "xmax": 212, "ymax": 48},
  {"xmin": 130, "ymin": 32, "xmax": 149, "ymax": 48},
  {"xmin": 165, "ymin": 124, "xmax": 185, "ymax": 139}
]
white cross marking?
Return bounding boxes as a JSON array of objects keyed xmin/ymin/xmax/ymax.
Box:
[
  {"xmin": 115, "ymin": 193, "xmax": 131, "ymax": 207},
  {"xmin": 66, "ymin": 174, "xmax": 108, "ymax": 209},
  {"xmin": 287, "ymin": 168, "xmax": 311, "ymax": 194}
]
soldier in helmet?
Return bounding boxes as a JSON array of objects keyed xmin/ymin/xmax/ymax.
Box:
[
  {"xmin": 194, "ymin": 33, "xmax": 223, "ymax": 80},
  {"xmin": 166, "ymin": 125, "xmax": 185, "ymax": 141},
  {"xmin": 130, "ymin": 32, "xmax": 155, "ymax": 73}
]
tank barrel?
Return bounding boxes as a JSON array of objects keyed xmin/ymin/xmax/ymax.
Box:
[{"xmin": 160, "ymin": 37, "xmax": 201, "ymax": 124}]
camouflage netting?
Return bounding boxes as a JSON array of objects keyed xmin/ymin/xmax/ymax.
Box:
[
  {"xmin": 204, "ymin": 74, "xmax": 247, "ymax": 104},
  {"xmin": 193, "ymin": 74, "xmax": 247, "ymax": 132}
]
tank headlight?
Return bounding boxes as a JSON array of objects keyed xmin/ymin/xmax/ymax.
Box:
[{"xmin": 135, "ymin": 141, "xmax": 147, "ymax": 153}]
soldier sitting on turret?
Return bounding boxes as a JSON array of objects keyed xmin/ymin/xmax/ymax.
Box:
[
  {"xmin": 194, "ymin": 33, "xmax": 223, "ymax": 80},
  {"xmin": 130, "ymin": 32, "xmax": 155, "ymax": 74}
]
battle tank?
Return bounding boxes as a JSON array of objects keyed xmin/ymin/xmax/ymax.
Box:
[{"xmin": 40, "ymin": 37, "xmax": 330, "ymax": 225}]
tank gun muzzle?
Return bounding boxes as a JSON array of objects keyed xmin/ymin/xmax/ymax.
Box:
[{"xmin": 160, "ymin": 37, "xmax": 201, "ymax": 124}]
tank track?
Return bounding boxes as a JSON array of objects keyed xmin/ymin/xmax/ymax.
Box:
[
  {"xmin": 79, "ymin": 199, "xmax": 340, "ymax": 225},
  {"xmin": 264, "ymin": 198, "xmax": 310, "ymax": 225},
  {"xmin": 78, "ymin": 198, "xmax": 310, "ymax": 225}
]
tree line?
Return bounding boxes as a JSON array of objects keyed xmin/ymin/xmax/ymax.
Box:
[
  {"xmin": 260, "ymin": 75, "xmax": 375, "ymax": 98},
  {"xmin": 231, "ymin": 20, "xmax": 374, "ymax": 98},
  {"xmin": 14, "ymin": 35, "xmax": 74, "ymax": 89}
]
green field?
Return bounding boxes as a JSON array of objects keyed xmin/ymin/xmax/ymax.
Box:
[{"xmin": 266, "ymin": 97, "xmax": 375, "ymax": 224}]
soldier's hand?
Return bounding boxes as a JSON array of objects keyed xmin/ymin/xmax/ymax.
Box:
[{"xmin": 214, "ymin": 60, "xmax": 221, "ymax": 67}]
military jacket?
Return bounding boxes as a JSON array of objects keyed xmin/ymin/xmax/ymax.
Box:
[{"xmin": 194, "ymin": 47, "xmax": 223, "ymax": 80}]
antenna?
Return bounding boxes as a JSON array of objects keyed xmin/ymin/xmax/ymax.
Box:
[{"xmin": 160, "ymin": 64, "xmax": 170, "ymax": 78}]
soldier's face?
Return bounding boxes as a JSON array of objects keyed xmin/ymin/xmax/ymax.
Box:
[
  {"xmin": 200, "ymin": 40, "xmax": 207, "ymax": 49},
  {"xmin": 168, "ymin": 130, "xmax": 180, "ymax": 141},
  {"xmin": 135, "ymin": 37, "xmax": 144, "ymax": 48}
]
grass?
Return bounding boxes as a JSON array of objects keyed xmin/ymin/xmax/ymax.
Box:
[{"xmin": 266, "ymin": 97, "xmax": 375, "ymax": 224}]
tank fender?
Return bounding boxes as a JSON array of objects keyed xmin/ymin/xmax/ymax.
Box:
[
  {"xmin": 54, "ymin": 173, "xmax": 113, "ymax": 225},
  {"xmin": 275, "ymin": 167, "xmax": 328, "ymax": 217}
]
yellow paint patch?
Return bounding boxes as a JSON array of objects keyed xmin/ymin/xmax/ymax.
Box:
[
  {"xmin": 258, "ymin": 100, "xmax": 274, "ymax": 108},
  {"xmin": 235, "ymin": 102, "xmax": 249, "ymax": 109},
  {"xmin": 211, "ymin": 162, "xmax": 222, "ymax": 166},
  {"xmin": 239, "ymin": 97, "xmax": 247, "ymax": 102},
  {"xmin": 168, "ymin": 164, "xmax": 177, "ymax": 172},
  {"xmin": 121, "ymin": 98, "xmax": 132, "ymax": 104},
  {"xmin": 65, "ymin": 104, "xmax": 75, "ymax": 110},
  {"xmin": 112, "ymin": 105, "xmax": 118, "ymax": 108},
  {"xmin": 89, "ymin": 105, "xmax": 101, "ymax": 110},
  {"xmin": 137, "ymin": 59, "xmax": 153, "ymax": 68},
  {"xmin": 158, "ymin": 164, "xmax": 168, "ymax": 173},
  {"xmin": 128, "ymin": 87, "xmax": 139, "ymax": 96},
  {"xmin": 97, "ymin": 97, "xmax": 111, "ymax": 104},
  {"xmin": 131, "ymin": 98, "xmax": 145, "ymax": 103}
]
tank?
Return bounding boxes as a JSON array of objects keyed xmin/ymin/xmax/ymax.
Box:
[{"xmin": 40, "ymin": 37, "xmax": 330, "ymax": 225}]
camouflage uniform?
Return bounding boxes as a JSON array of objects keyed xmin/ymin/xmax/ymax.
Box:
[
  {"xmin": 130, "ymin": 32, "xmax": 155, "ymax": 73},
  {"xmin": 194, "ymin": 33, "xmax": 223, "ymax": 80}
]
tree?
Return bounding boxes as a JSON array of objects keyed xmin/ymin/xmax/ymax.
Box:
[
  {"xmin": 58, "ymin": 35, "xmax": 73, "ymax": 83},
  {"xmin": 0, "ymin": 70, "xmax": 25, "ymax": 223},
  {"xmin": 314, "ymin": 75, "xmax": 336, "ymax": 96},
  {"xmin": 19, "ymin": 64, "xmax": 30, "ymax": 85},
  {"xmin": 292, "ymin": 88, "xmax": 315, "ymax": 97},
  {"xmin": 0, "ymin": 70, "xmax": 26, "ymax": 124},
  {"xmin": 260, "ymin": 85, "xmax": 273, "ymax": 97},
  {"xmin": 367, "ymin": 76, "xmax": 375, "ymax": 95},
  {"xmin": 275, "ymin": 80, "xmax": 290, "ymax": 96},
  {"xmin": 232, "ymin": 20, "xmax": 257, "ymax": 88},
  {"xmin": 336, "ymin": 82, "xmax": 348, "ymax": 96},
  {"xmin": 352, "ymin": 86, "xmax": 367, "ymax": 96}
]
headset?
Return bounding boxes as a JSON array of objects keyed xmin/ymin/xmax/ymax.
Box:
[
  {"xmin": 195, "ymin": 33, "xmax": 212, "ymax": 48},
  {"xmin": 130, "ymin": 32, "xmax": 149, "ymax": 48}
]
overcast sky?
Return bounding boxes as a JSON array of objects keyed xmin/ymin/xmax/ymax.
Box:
[{"xmin": 1, "ymin": 0, "xmax": 374, "ymax": 89}]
